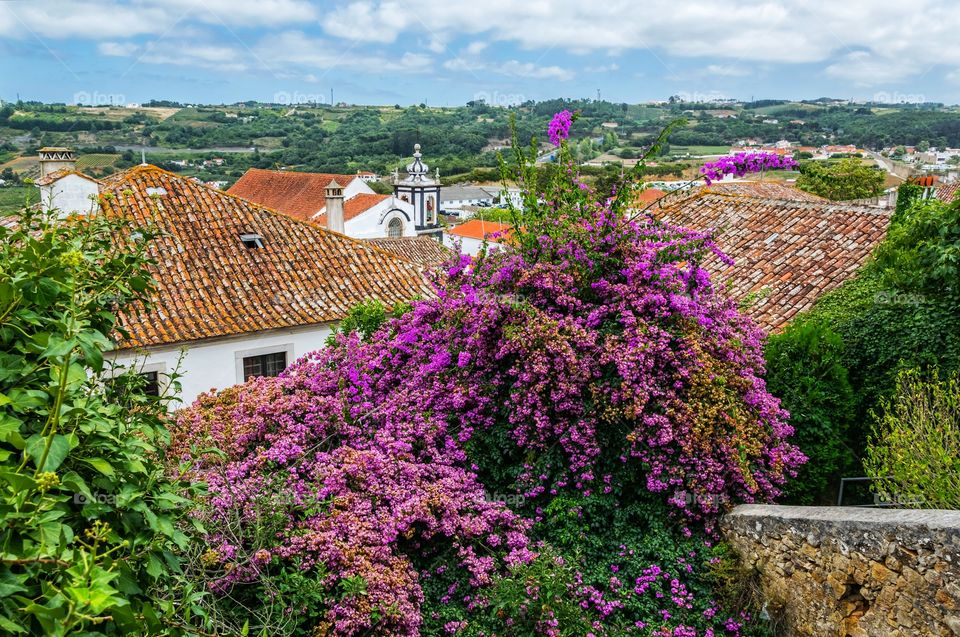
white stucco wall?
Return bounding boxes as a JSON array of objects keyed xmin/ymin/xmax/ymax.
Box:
[
  {"xmin": 345, "ymin": 179, "xmax": 374, "ymax": 199},
  {"xmin": 109, "ymin": 323, "xmax": 334, "ymax": 409},
  {"xmin": 39, "ymin": 175, "xmax": 100, "ymax": 215},
  {"xmin": 340, "ymin": 198, "xmax": 418, "ymax": 239},
  {"xmin": 443, "ymin": 233, "xmax": 503, "ymax": 256}
]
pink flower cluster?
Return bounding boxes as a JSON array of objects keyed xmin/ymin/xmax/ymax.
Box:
[
  {"xmin": 548, "ymin": 109, "xmax": 575, "ymax": 146},
  {"xmin": 174, "ymin": 375, "xmax": 534, "ymax": 635},
  {"xmin": 699, "ymin": 152, "xmax": 799, "ymax": 185},
  {"xmin": 173, "ymin": 111, "xmax": 804, "ymax": 635}
]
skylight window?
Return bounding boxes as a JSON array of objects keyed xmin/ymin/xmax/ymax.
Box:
[{"xmin": 239, "ymin": 233, "xmax": 265, "ymax": 249}]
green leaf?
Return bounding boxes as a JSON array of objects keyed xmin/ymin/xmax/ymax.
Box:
[
  {"xmin": 25, "ymin": 434, "xmax": 70, "ymax": 472},
  {"xmin": 0, "ymin": 469, "xmax": 36, "ymax": 492},
  {"xmin": 84, "ymin": 458, "xmax": 115, "ymax": 478}
]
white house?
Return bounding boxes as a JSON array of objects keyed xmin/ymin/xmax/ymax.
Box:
[
  {"xmin": 229, "ymin": 147, "xmax": 443, "ymax": 241},
  {"xmin": 441, "ymin": 185, "xmax": 498, "ymax": 209},
  {"xmin": 35, "ymin": 148, "xmax": 100, "ymax": 215},
  {"xmin": 443, "ymin": 219, "xmax": 513, "ymax": 256},
  {"xmin": 356, "ymin": 170, "xmax": 379, "ymax": 182},
  {"xmin": 98, "ymin": 164, "xmax": 433, "ymax": 407}
]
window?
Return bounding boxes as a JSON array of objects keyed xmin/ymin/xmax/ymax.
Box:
[
  {"xmin": 242, "ymin": 351, "xmax": 287, "ymax": 381},
  {"xmin": 141, "ymin": 371, "xmax": 160, "ymax": 397},
  {"xmin": 387, "ymin": 217, "xmax": 403, "ymax": 238},
  {"xmin": 239, "ymin": 233, "xmax": 265, "ymax": 249}
]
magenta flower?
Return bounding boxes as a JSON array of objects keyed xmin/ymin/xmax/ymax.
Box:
[
  {"xmin": 699, "ymin": 151, "xmax": 798, "ymax": 185},
  {"xmin": 548, "ymin": 110, "xmax": 574, "ymax": 146}
]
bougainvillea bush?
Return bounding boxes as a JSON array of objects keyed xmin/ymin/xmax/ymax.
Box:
[{"xmin": 173, "ymin": 114, "xmax": 803, "ymax": 636}]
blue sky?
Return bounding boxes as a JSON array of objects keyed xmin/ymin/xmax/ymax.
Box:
[{"xmin": 1, "ymin": 1, "xmax": 958, "ymax": 106}]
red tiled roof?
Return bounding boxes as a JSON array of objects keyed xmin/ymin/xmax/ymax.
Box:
[
  {"xmin": 99, "ymin": 165, "xmax": 433, "ymax": 349},
  {"xmin": 657, "ymin": 191, "xmax": 891, "ymax": 331},
  {"xmin": 365, "ymin": 237, "xmax": 451, "ymax": 268},
  {"xmin": 935, "ymin": 182, "xmax": 959, "ymax": 203},
  {"xmin": 703, "ymin": 181, "xmax": 826, "ymax": 202},
  {"xmin": 226, "ymin": 168, "xmax": 359, "ymax": 221},
  {"xmin": 314, "ymin": 193, "xmax": 391, "ymax": 226},
  {"xmin": 447, "ymin": 219, "xmax": 513, "ymax": 241},
  {"xmin": 635, "ymin": 188, "xmax": 667, "ymax": 204},
  {"xmin": 914, "ymin": 176, "xmax": 938, "ymax": 187},
  {"xmin": 35, "ymin": 169, "xmax": 102, "ymax": 187}
]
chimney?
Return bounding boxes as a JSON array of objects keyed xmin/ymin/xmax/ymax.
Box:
[
  {"xmin": 325, "ymin": 179, "xmax": 345, "ymax": 234},
  {"xmin": 38, "ymin": 147, "xmax": 77, "ymax": 178}
]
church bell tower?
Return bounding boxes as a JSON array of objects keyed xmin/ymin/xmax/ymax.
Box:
[{"xmin": 393, "ymin": 143, "xmax": 441, "ymax": 238}]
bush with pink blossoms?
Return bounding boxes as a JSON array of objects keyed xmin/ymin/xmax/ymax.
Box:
[
  {"xmin": 699, "ymin": 152, "xmax": 798, "ymax": 185},
  {"xmin": 172, "ymin": 114, "xmax": 802, "ymax": 636}
]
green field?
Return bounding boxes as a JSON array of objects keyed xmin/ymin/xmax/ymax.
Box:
[
  {"xmin": 0, "ymin": 186, "xmax": 37, "ymax": 213},
  {"xmin": 76, "ymin": 153, "xmax": 120, "ymax": 170},
  {"xmin": 668, "ymin": 145, "xmax": 731, "ymax": 156}
]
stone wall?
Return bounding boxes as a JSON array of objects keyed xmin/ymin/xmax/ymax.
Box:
[{"xmin": 722, "ymin": 505, "xmax": 960, "ymax": 637}]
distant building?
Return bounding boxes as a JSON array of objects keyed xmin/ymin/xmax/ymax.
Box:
[
  {"xmin": 98, "ymin": 165, "xmax": 432, "ymax": 406},
  {"xmin": 356, "ymin": 170, "xmax": 379, "ymax": 183},
  {"xmin": 229, "ymin": 167, "xmax": 418, "ymax": 239},
  {"xmin": 392, "ymin": 144, "xmax": 444, "ymax": 240},
  {"xmin": 440, "ymin": 185, "xmax": 498, "ymax": 209},
  {"xmin": 35, "ymin": 148, "xmax": 100, "ymax": 215},
  {"xmin": 443, "ymin": 219, "xmax": 513, "ymax": 256}
]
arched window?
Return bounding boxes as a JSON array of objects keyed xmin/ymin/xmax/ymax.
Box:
[{"xmin": 387, "ymin": 217, "xmax": 403, "ymax": 238}]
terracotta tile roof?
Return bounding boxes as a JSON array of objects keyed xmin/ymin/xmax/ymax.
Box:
[
  {"xmin": 635, "ymin": 188, "xmax": 667, "ymax": 204},
  {"xmin": 364, "ymin": 237, "xmax": 451, "ymax": 268},
  {"xmin": 656, "ymin": 191, "xmax": 891, "ymax": 331},
  {"xmin": 98, "ymin": 165, "xmax": 433, "ymax": 350},
  {"xmin": 226, "ymin": 168, "xmax": 360, "ymax": 221},
  {"xmin": 701, "ymin": 181, "xmax": 826, "ymax": 202},
  {"xmin": 936, "ymin": 182, "xmax": 959, "ymax": 203},
  {"xmin": 447, "ymin": 219, "xmax": 513, "ymax": 241},
  {"xmin": 35, "ymin": 169, "xmax": 102, "ymax": 187},
  {"xmin": 314, "ymin": 193, "xmax": 391, "ymax": 226}
]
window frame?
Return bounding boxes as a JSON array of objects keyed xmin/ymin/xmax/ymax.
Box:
[{"xmin": 234, "ymin": 343, "xmax": 294, "ymax": 383}]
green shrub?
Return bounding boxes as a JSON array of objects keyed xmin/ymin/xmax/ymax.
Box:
[
  {"xmin": 765, "ymin": 320, "xmax": 856, "ymax": 504},
  {"xmin": 0, "ymin": 206, "xmax": 203, "ymax": 635},
  {"xmin": 864, "ymin": 369, "xmax": 960, "ymax": 510}
]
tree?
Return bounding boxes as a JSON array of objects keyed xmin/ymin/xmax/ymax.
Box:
[
  {"xmin": 796, "ymin": 158, "xmax": 885, "ymax": 200},
  {"xmin": 0, "ymin": 206, "xmax": 202, "ymax": 634}
]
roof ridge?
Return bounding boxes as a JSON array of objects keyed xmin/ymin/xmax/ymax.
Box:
[{"xmin": 104, "ymin": 164, "xmax": 417, "ymax": 261}]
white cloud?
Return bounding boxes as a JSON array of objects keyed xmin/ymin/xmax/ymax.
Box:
[
  {"xmin": 824, "ymin": 51, "xmax": 921, "ymax": 86},
  {"xmin": 443, "ymin": 56, "xmax": 573, "ymax": 81},
  {"xmin": 256, "ymin": 31, "xmax": 433, "ymax": 73},
  {"xmin": 703, "ymin": 64, "xmax": 750, "ymax": 77},
  {"xmin": 98, "ymin": 42, "xmax": 140, "ymax": 57},
  {"xmin": 586, "ymin": 64, "xmax": 620, "ymax": 73},
  {"xmin": 139, "ymin": 41, "xmax": 251, "ymax": 73},
  {"xmin": 159, "ymin": 0, "xmax": 317, "ymax": 26},
  {"xmin": 443, "ymin": 58, "xmax": 486, "ymax": 73},
  {"xmin": 320, "ymin": 0, "xmax": 960, "ymax": 78},
  {"xmin": 499, "ymin": 60, "xmax": 574, "ymax": 81},
  {"xmin": 0, "ymin": 2, "xmax": 169, "ymax": 39},
  {"xmin": 465, "ymin": 41, "xmax": 488, "ymax": 55}
]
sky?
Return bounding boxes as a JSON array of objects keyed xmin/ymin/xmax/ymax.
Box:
[{"xmin": 1, "ymin": 0, "xmax": 958, "ymax": 107}]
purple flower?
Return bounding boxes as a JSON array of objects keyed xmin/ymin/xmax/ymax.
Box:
[
  {"xmin": 700, "ymin": 151, "xmax": 799, "ymax": 185},
  {"xmin": 548, "ymin": 110, "xmax": 574, "ymax": 146}
]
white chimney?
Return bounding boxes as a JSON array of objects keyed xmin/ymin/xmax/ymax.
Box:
[
  {"xmin": 325, "ymin": 179, "xmax": 345, "ymax": 234},
  {"xmin": 38, "ymin": 147, "xmax": 77, "ymax": 178}
]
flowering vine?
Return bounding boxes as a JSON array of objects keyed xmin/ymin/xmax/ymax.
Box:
[{"xmin": 174, "ymin": 111, "xmax": 804, "ymax": 636}]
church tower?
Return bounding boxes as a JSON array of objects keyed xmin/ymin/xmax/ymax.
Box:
[{"xmin": 393, "ymin": 143, "xmax": 441, "ymax": 238}]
